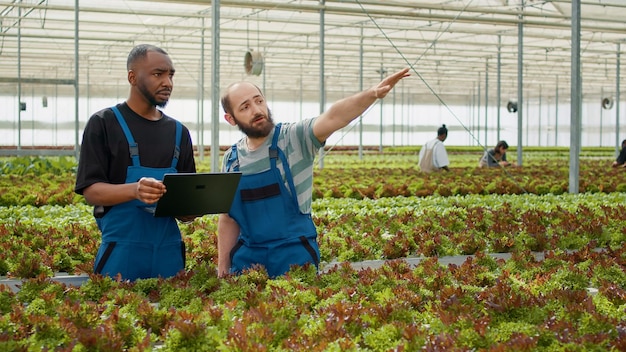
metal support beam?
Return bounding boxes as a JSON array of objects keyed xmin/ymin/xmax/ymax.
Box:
[
  {"xmin": 497, "ymin": 35, "xmax": 501, "ymax": 142},
  {"xmin": 73, "ymin": 0, "xmax": 79, "ymax": 159},
  {"xmin": 358, "ymin": 26, "xmax": 364, "ymax": 160},
  {"xmin": 318, "ymin": 0, "xmax": 325, "ymax": 169},
  {"xmin": 616, "ymin": 43, "xmax": 622, "ymax": 157},
  {"xmin": 517, "ymin": 5, "xmax": 524, "ymax": 166},
  {"xmin": 210, "ymin": 0, "xmax": 220, "ymax": 172},
  {"xmin": 569, "ymin": 0, "xmax": 582, "ymax": 194},
  {"xmin": 0, "ymin": 77, "xmax": 76, "ymax": 85},
  {"xmin": 484, "ymin": 59, "xmax": 489, "ymax": 147},
  {"xmin": 555, "ymin": 75, "xmax": 559, "ymax": 146}
]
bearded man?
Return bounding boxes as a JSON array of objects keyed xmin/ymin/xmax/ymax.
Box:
[{"xmin": 217, "ymin": 68, "xmax": 410, "ymax": 277}]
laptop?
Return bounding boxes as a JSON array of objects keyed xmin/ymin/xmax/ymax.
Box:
[{"xmin": 152, "ymin": 172, "xmax": 242, "ymax": 217}]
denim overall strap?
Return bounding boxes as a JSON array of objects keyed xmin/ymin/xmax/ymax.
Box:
[
  {"xmin": 93, "ymin": 107, "xmax": 185, "ymax": 281},
  {"xmin": 171, "ymin": 121, "xmax": 182, "ymax": 169},
  {"xmin": 111, "ymin": 106, "xmax": 140, "ymax": 167},
  {"xmin": 111, "ymin": 106, "xmax": 182, "ymax": 169},
  {"xmin": 268, "ymin": 123, "xmax": 298, "ymax": 207},
  {"xmin": 226, "ymin": 144, "xmax": 239, "ymax": 172},
  {"xmin": 228, "ymin": 123, "xmax": 320, "ymax": 277}
]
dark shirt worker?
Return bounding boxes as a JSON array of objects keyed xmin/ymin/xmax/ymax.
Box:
[
  {"xmin": 75, "ymin": 44, "xmax": 196, "ymax": 281},
  {"xmin": 612, "ymin": 139, "xmax": 626, "ymax": 168},
  {"xmin": 479, "ymin": 140, "xmax": 512, "ymax": 167}
]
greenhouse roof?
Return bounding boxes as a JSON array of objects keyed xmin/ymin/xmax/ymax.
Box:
[{"xmin": 1, "ymin": 0, "xmax": 625, "ymax": 105}]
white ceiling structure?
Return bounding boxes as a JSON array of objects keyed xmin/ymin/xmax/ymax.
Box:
[{"xmin": 0, "ymin": 0, "xmax": 625, "ymax": 108}]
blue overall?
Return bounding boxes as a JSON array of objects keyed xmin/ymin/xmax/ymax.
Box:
[
  {"xmin": 92, "ymin": 106, "xmax": 185, "ymax": 281},
  {"xmin": 226, "ymin": 124, "xmax": 320, "ymax": 278}
]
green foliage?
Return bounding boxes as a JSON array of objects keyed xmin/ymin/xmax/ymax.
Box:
[
  {"xmin": 0, "ymin": 156, "xmax": 77, "ymax": 176},
  {"xmin": 2, "ymin": 152, "xmax": 626, "ymax": 350},
  {"xmin": 0, "ymin": 287, "xmax": 15, "ymax": 314},
  {"xmin": 79, "ymin": 275, "xmax": 118, "ymax": 302},
  {"xmin": 362, "ymin": 323, "xmax": 402, "ymax": 350},
  {"xmin": 591, "ymin": 262, "xmax": 626, "ymax": 289},
  {"xmin": 161, "ymin": 323, "xmax": 223, "ymax": 352},
  {"xmin": 0, "ymin": 246, "xmax": 624, "ymax": 350}
]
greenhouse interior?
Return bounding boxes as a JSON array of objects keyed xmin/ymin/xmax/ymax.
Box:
[
  {"xmin": 1, "ymin": 1, "xmax": 625, "ymax": 158},
  {"xmin": 1, "ymin": 1, "xmax": 626, "ymax": 350}
]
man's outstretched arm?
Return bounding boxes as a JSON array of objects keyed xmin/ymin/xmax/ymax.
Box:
[{"xmin": 313, "ymin": 68, "xmax": 410, "ymax": 143}]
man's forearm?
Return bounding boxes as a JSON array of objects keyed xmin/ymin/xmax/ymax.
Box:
[
  {"xmin": 217, "ymin": 214, "xmax": 240, "ymax": 277},
  {"xmin": 313, "ymin": 88, "xmax": 377, "ymax": 142},
  {"xmin": 313, "ymin": 68, "xmax": 410, "ymax": 142},
  {"xmin": 326, "ymin": 88, "xmax": 377, "ymax": 124},
  {"xmin": 83, "ymin": 182, "xmax": 137, "ymax": 206},
  {"xmin": 83, "ymin": 177, "xmax": 166, "ymax": 206}
]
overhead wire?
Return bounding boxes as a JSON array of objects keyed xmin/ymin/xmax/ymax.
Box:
[{"xmin": 322, "ymin": 0, "xmax": 528, "ymax": 192}]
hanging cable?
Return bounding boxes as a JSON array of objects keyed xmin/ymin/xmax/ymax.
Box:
[{"xmin": 330, "ymin": 0, "xmax": 528, "ymax": 192}]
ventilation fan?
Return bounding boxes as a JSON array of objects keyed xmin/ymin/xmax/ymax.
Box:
[
  {"xmin": 507, "ymin": 101, "xmax": 518, "ymax": 113},
  {"xmin": 244, "ymin": 50, "xmax": 264, "ymax": 76},
  {"xmin": 602, "ymin": 97, "xmax": 614, "ymax": 110}
]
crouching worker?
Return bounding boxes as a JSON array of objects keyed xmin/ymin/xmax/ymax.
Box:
[
  {"xmin": 217, "ymin": 68, "xmax": 410, "ymax": 278},
  {"xmin": 74, "ymin": 44, "xmax": 197, "ymax": 280}
]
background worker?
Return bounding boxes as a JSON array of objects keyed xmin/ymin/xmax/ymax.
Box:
[{"xmin": 418, "ymin": 124, "xmax": 450, "ymax": 173}]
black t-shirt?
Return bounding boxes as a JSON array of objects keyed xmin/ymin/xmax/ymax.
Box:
[
  {"xmin": 75, "ymin": 102, "xmax": 196, "ymax": 197},
  {"xmin": 617, "ymin": 147, "xmax": 626, "ymax": 164}
]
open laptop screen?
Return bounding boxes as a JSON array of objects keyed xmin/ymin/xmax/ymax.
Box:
[{"xmin": 152, "ymin": 172, "xmax": 242, "ymax": 217}]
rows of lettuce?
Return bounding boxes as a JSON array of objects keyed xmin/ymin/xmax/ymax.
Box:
[
  {"xmin": 1, "ymin": 155, "xmax": 625, "ymax": 350},
  {"xmin": 1, "ymin": 193, "xmax": 625, "ymax": 279},
  {"xmin": 1, "ymin": 194, "xmax": 625, "ymax": 350},
  {"xmin": 2, "ymin": 156, "xmax": 626, "ymax": 207}
]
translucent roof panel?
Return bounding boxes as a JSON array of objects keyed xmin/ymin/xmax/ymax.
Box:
[{"xmin": 0, "ymin": 0, "xmax": 624, "ymax": 105}]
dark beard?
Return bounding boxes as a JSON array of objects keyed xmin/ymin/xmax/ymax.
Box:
[
  {"xmin": 154, "ymin": 99, "xmax": 168, "ymax": 108},
  {"xmin": 234, "ymin": 109, "xmax": 274, "ymax": 138},
  {"xmin": 138, "ymin": 81, "xmax": 169, "ymax": 108}
]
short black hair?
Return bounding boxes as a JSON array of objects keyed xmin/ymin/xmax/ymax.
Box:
[
  {"xmin": 127, "ymin": 44, "xmax": 168, "ymax": 71},
  {"xmin": 437, "ymin": 124, "xmax": 448, "ymax": 136},
  {"xmin": 496, "ymin": 140, "xmax": 509, "ymax": 150}
]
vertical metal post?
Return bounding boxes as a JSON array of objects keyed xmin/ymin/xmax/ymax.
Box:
[
  {"xmin": 600, "ymin": 87, "xmax": 603, "ymax": 147},
  {"xmin": 525, "ymin": 96, "xmax": 529, "ymax": 145},
  {"xmin": 468, "ymin": 93, "xmax": 473, "ymax": 145},
  {"xmin": 477, "ymin": 72, "xmax": 481, "ymax": 145},
  {"xmin": 17, "ymin": 1, "xmax": 22, "ymax": 150},
  {"xmin": 517, "ymin": 3, "xmax": 524, "ymax": 166},
  {"xmin": 616, "ymin": 44, "xmax": 621, "ymax": 156},
  {"xmin": 484, "ymin": 59, "xmax": 489, "ymax": 147},
  {"xmin": 555, "ymin": 75, "xmax": 559, "ymax": 146},
  {"xmin": 198, "ymin": 17, "xmax": 205, "ymax": 161},
  {"xmin": 358, "ymin": 27, "xmax": 364, "ymax": 160},
  {"xmin": 392, "ymin": 85, "xmax": 396, "ymax": 147},
  {"xmin": 378, "ymin": 61, "xmax": 385, "ymax": 153},
  {"xmin": 400, "ymin": 80, "xmax": 410, "ymax": 145},
  {"xmin": 210, "ymin": 0, "xmax": 220, "ymax": 172},
  {"xmin": 569, "ymin": 0, "xmax": 582, "ymax": 194},
  {"xmin": 497, "ymin": 35, "xmax": 502, "ymax": 142},
  {"xmin": 546, "ymin": 95, "xmax": 551, "ymax": 146},
  {"xmin": 538, "ymin": 85, "xmax": 542, "ymax": 146},
  {"xmin": 300, "ymin": 66, "xmax": 303, "ymax": 121},
  {"xmin": 318, "ymin": 0, "xmax": 325, "ymax": 168},
  {"xmin": 74, "ymin": 0, "xmax": 79, "ymax": 158}
]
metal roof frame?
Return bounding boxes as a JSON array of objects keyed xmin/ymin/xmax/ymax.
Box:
[{"xmin": 0, "ymin": 0, "xmax": 623, "ymax": 105}]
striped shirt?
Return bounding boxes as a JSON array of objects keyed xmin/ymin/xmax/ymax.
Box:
[{"xmin": 221, "ymin": 118, "xmax": 324, "ymax": 214}]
